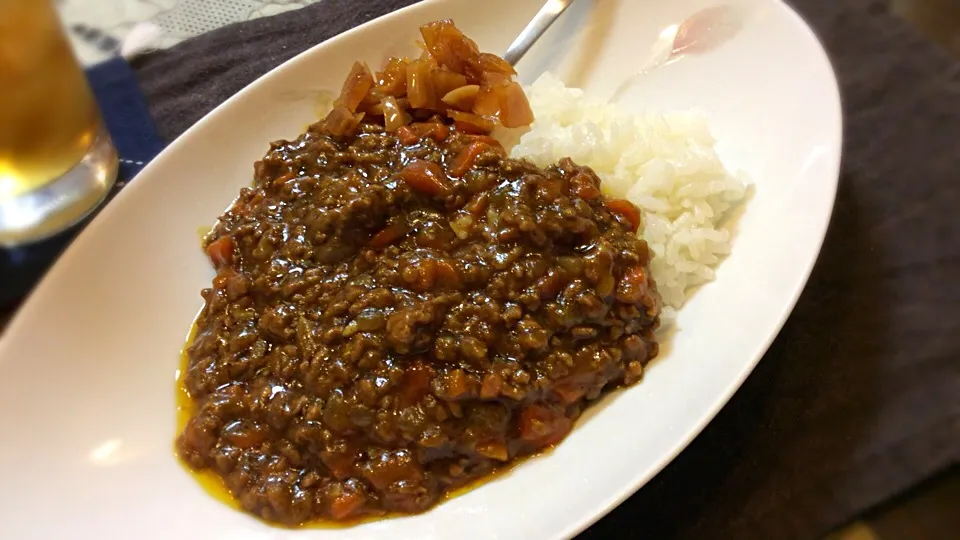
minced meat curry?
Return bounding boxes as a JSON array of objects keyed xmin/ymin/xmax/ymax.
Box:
[{"xmin": 177, "ymin": 20, "xmax": 661, "ymax": 526}]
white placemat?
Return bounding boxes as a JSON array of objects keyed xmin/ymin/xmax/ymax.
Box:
[{"xmin": 57, "ymin": 0, "xmax": 321, "ymax": 65}]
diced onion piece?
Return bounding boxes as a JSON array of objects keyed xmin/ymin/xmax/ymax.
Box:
[
  {"xmin": 441, "ymin": 84, "xmax": 480, "ymax": 111},
  {"xmin": 376, "ymin": 57, "xmax": 408, "ymax": 97},
  {"xmin": 476, "ymin": 442, "xmax": 509, "ymax": 462},
  {"xmin": 382, "ymin": 96, "xmax": 412, "ymax": 131},
  {"xmin": 498, "ymin": 81, "xmax": 534, "ymax": 128},
  {"xmin": 479, "ymin": 52, "xmax": 516, "ymax": 76},
  {"xmin": 419, "ymin": 20, "xmax": 483, "ymax": 81},
  {"xmin": 337, "ymin": 61, "xmax": 374, "ymax": 112},
  {"xmin": 357, "ymin": 87, "xmax": 385, "ymax": 115},
  {"xmin": 323, "ymin": 105, "xmax": 362, "ymax": 136},
  {"xmin": 447, "ymin": 110, "xmax": 496, "ymax": 134},
  {"xmin": 472, "ymin": 81, "xmax": 503, "ymax": 117},
  {"xmin": 449, "ymin": 213, "xmax": 474, "ymax": 240},
  {"xmin": 431, "ymin": 69, "xmax": 468, "ymax": 100},
  {"xmin": 406, "ymin": 58, "xmax": 437, "ymax": 109}
]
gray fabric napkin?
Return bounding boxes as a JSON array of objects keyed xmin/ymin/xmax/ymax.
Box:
[{"xmin": 132, "ymin": 0, "xmax": 960, "ymax": 538}]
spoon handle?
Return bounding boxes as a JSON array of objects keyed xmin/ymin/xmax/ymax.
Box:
[{"xmin": 503, "ymin": 0, "xmax": 577, "ymax": 66}]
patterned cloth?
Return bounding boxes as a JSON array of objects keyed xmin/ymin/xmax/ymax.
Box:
[
  {"xmin": 0, "ymin": 56, "xmax": 164, "ymax": 307},
  {"xmin": 56, "ymin": 0, "xmax": 321, "ymax": 65}
]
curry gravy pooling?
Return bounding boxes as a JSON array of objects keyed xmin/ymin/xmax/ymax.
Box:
[{"xmin": 177, "ymin": 322, "xmax": 533, "ymax": 528}]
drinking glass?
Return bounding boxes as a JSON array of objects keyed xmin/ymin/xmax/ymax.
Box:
[{"xmin": 0, "ymin": 0, "xmax": 118, "ymax": 246}]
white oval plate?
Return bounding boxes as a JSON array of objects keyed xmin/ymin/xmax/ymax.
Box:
[{"xmin": 0, "ymin": 0, "xmax": 840, "ymax": 538}]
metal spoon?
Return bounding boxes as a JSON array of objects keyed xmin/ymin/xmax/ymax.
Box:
[{"xmin": 503, "ymin": 0, "xmax": 578, "ymax": 66}]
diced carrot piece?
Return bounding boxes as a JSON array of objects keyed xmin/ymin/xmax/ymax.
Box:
[
  {"xmin": 536, "ymin": 270, "xmax": 566, "ymax": 300},
  {"xmin": 464, "ymin": 192, "xmax": 489, "ymax": 217},
  {"xmin": 396, "ymin": 125, "xmax": 420, "ymax": 145},
  {"xmin": 552, "ymin": 376, "xmax": 589, "ymax": 404},
  {"xmin": 479, "ymin": 373, "xmax": 502, "ymax": 399},
  {"xmin": 449, "ymin": 141, "xmax": 496, "ymax": 177},
  {"xmin": 269, "ymin": 171, "xmax": 296, "ymax": 188},
  {"xmin": 222, "ymin": 422, "xmax": 268, "ymax": 448},
  {"xmin": 434, "ymin": 259, "xmax": 461, "ymax": 288},
  {"xmin": 369, "ymin": 218, "xmax": 408, "ymax": 248},
  {"xmin": 517, "ymin": 404, "xmax": 573, "ymax": 449},
  {"xmin": 616, "ymin": 265, "xmax": 649, "ymax": 304},
  {"xmin": 398, "ymin": 361, "xmax": 435, "ymax": 407},
  {"xmin": 570, "ymin": 171, "xmax": 601, "ymax": 200},
  {"xmin": 439, "ymin": 369, "xmax": 469, "ymax": 399},
  {"xmin": 606, "ymin": 199, "xmax": 642, "ymax": 233},
  {"xmin": 410, "ymin": 121, "xmax": 450, "ymax": 142},
  {"xmin": 448, "ymin": 110, "xmax": 496, "ymax": 134},
  {"xmin": 205, "ymin": 236, "xmax": 234, "ymax": 268},
  {"xmin": 328, "ymin": 491, "xmax": 365, "ymax": 521},
  {"xmin": 464, "ymin": 135, "xmax": 505, "ymax": 151},
  {"xmin": 400, "ymin": 159, "xmax": 449, "ymax": 196}
]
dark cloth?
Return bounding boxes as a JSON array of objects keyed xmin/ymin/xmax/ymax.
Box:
[
  {"xmin": 86, "ymin": 56, "xmax": 165, "ymax": 179},
  {"xmin": 129, "ymin": 0, "xmax": 960, "ymax": 538}
]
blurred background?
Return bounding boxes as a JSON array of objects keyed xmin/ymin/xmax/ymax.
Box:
[
  {"xmin": 53, "ymin": 0, "xmax": 960, "ymax": 65},
  {"xmin": 890, "ymin": 0, "xmax": 960, "ymax": 56}
]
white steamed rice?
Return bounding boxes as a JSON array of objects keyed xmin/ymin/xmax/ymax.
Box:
[{"xmin": 511, "ymin": 73, "xmax": 749, "ymax": 322}]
